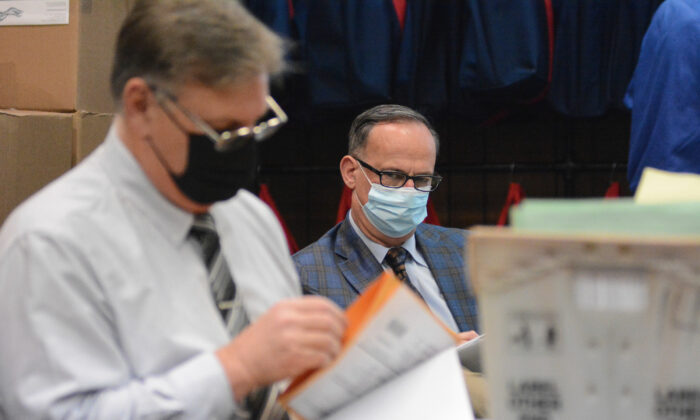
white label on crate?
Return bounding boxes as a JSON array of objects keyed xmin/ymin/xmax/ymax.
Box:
[
  {"xmin": 507, "ymin": 379, "xmax": 562, "ymax": 420},
  {"xmin": 0, "ymin": 1, "xmax": 69, "ymax": 26},
  {"xmin": 574, "ymin": 268, "xmax": 649, "ymax": 312},
  {"xmin": 655, "ymin": 387, "xmax": 700, "ymax": 420}
]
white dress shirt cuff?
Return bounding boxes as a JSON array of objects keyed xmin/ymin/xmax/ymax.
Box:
[{"xmin": 168, "ymin": 352, "xmax": 237, "ymax": 419}]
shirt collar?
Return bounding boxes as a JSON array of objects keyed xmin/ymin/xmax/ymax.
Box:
[
  {"xmin": 347, "ymin": 210, "xmax": 427, "ymax": 267},
  {"xmin": 99, "ymin": 125, "xmax": 193, "ymax": 245}
]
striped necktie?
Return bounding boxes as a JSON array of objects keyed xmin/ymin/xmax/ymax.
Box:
[
  {"xmin": 189, "ymin": 214, "xmax": 286, "ymax": 420},
  {"xmin": 190, "ymin": 214, "xmax": 243, "ymax": 331}
]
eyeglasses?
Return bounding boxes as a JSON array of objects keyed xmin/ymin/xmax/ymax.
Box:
[
  {"xmin": 354, "ymin": 157, "xmax": 442, "ymax": 192},
  {"xmin": 150, "ymin": 84, "xmax": 288, "ymax": 152}
]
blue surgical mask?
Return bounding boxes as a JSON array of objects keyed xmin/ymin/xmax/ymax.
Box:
[{"xmin": 359, "ymin": 167, "xmax": 429, "ymax": 238}]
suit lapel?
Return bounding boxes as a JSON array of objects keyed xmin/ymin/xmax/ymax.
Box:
[
  {"xmin": 416, "ymin": 226, "xmax": 471, "ymax": 332},
  {"xmin": 335, "ymin": 219, "xmax": 384, "ymax": 295}
]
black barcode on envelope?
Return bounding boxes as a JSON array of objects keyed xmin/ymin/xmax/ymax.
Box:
[{"xmin": 387, "ymin": 319, "xmax": 407, "ymax": 338}]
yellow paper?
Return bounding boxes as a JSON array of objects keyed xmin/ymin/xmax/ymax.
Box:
[{"xmin": 635, "ymin": 167, "xmax": 700, "ymax": 204}]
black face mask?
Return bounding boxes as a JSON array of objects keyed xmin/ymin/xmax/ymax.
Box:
[{"xmin": 171, "ymin": 133, "xmax": 258, "ymax": 205}]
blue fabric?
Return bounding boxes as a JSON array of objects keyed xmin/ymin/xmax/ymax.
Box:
[
  {"xmin": 242, "ymin": 0, "xmax": 293, "ymax": 37},
  {"xmin": 548, "ymin": 0, "xmax": 663, "ymax": 117},
  {"xmin": 394, "ymin": 0, "xmax": 462, "ymax": 115},
  {"xmin": 393, "ymin": 0, "xmax": 446, "ymax": 113},
  {"xmin": 608, "ymin": 0, "xmax": 665, "ymax": 110},
  {"xmin": 245, "ymin": 0, "xmax": 665, "ymax": 119},
  {"xmin": 292, "ymin": 0, "xmax": 399, "ymax": 108},
  {"xmin": 459, "ymin": 0, "xmax": 550, "ymax": 102},
  {"xmin": 625, "ymin": 0, "xmax": 700, "ymax": 191},
  {"xmin": 293, "ymin": 218, "xmax": 480, "ymax": 333},
  {"xmin": 392, "ymin": 1, "xmax": 486, "ymax": 117}
]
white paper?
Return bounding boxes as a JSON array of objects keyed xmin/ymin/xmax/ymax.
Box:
[
  {"xmin": 0, "ymin": 1, "xmax": 69, "ymax": 26},
  {"xmin": 287, "ymin": 287, "xmax": 456, "ymax": 419},
  {"xmin": 457, "ymin": 334, "xmax": 485, "ymax": 373},
  {"xmin": 327, "ymin": 348, "xmax": 474, "ymax": 420}
]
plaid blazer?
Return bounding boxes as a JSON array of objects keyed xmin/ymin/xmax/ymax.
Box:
[{"xmin": 293, "ymin": 219, "xmax": 479, "ymax": 333}]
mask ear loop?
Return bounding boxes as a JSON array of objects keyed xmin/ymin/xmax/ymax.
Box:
[
  {"xmin": 358, "ymin": 162, "xmax": 373, "ymax": 186},
  {"xmin": 351, "ymin": 158, "xmax": 373, "ymax": 210},
  {"xmin": 146, "ymin": 91, "xmax": 186, "ymax": 178},
  {"xmin": 145, "ymin": 135, "xmax": 179, "ymax": 177}
]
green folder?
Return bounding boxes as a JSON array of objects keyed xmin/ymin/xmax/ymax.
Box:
[{"xmin": 510, "ymin": 198, "xmax": 700, "ymax": 237}]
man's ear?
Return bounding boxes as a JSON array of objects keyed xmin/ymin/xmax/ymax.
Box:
[
  {"xmin": 339, "ymin": 155, "xmax": 358, "ymax": 189},
  {"xmin": 121, "ymin": 78, "xmax": 153, "ymax": 135}
]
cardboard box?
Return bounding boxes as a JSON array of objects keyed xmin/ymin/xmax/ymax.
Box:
[
  {"xmin": 469, "ymin": 227, "xmax": 700, "ymax": 420},
  {"xmin": 0, "ymin": 0, "xmax": 130, "ymax": 112},
  {"xmin": 73, "ymin": 111, "xmax": 113, "ymax": 165},
  {"xmin": 1, "ymin": 110, "xmax": 73, "ymax": 224}
]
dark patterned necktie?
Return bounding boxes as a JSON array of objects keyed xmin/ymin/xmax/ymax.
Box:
[
  {"xmin": 384, "ymin": 247, "xmax": 410, "ymax": 282},
  {"xmin": 190, "ymin": 214, "xmax": 237, "ymax": 322},
  {"xmin": 189, "ymin": 214, "xmax": 286, "ymax": 420},
  {"xmin": 384, "ymin": 247, "xmax": 423, "ymax": 299}
]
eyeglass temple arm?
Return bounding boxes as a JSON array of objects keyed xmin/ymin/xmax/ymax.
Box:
[
  {"xmin": 152, "ymin": 87, "xmax": 225, "ymax": 143},
  {"xmin": 191, "ymin": 96, "xmax": 288, "ymax": 143},
  {"xmin": 172, "ymin": 104, "xmax": 227, "ymax": 142},
  {"xmin": 265, "ymin": 96, "xmax": 288, "ymax": 124}
]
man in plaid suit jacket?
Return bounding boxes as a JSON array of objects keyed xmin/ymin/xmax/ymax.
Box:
[
  {"xmin": 295, "ymin": 217, "xmax": 479, "ymax": 333},
  {"xmin": 293, "ymin": 104, "xmax": 479, "ymax": 336},
  {"xmin": 293, "ymin": 104, "xmax": 488, "ymax": 417}
]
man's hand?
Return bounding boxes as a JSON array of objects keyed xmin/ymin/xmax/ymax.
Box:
[
  {"xmin": 457, "ymin": 330, "xmax": 479, "ymax": 345},
  {"xmin": 215, "ymin": 296, "xmax": 347, "ymax": 401}
]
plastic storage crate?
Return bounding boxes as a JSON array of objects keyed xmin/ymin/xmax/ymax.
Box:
[{"xmin": 469, "ymin": 227, "xmax": 700, "ymax": 420}]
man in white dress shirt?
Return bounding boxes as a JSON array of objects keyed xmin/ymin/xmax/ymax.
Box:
[{"xmin": 0, "ymin": 1, "xmax": 345, "ymax": 419}]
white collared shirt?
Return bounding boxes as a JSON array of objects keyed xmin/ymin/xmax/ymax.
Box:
[
  {"xmin": 0, "ymin": 125, "xmax": 300, "ymax": 419},
  {"xmin": 348, "ymin": 211, "xmax": 460, "ymax": 331}
]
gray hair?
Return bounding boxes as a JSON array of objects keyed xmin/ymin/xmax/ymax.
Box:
[
  {"xmin": 110, "ymin": 0, "xmax": 285, "ymax": 103},
  {"xmin": 348, "ymin": 104, "xmax": 440, "ymax": 157}
]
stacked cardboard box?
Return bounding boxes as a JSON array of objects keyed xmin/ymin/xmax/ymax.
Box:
[
  {"xmin": 0, "ymin": 0, "xmax": 130, "ymax": 224},
  {"xmin": 0, "ymin": 110, "xmax": 73, "ymax": 222}
]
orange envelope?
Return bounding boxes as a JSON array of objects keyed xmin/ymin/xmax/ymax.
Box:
[{"xmin": 279, "ymin": 270, "xmax": 458, "ymax": 419}]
